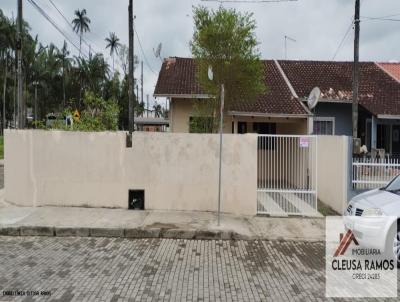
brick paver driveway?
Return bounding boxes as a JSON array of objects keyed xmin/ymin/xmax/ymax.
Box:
[{"xmin": 0, "ymin": 236, "xmax": 389, "ymax": 302}]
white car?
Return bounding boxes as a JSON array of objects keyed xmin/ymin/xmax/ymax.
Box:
[{"xmin": 344, "ymin": 176, "xmax": 400, "ymax": 265}]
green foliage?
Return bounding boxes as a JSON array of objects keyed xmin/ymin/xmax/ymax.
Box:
[
  {"xmin": 32, "ymin": 120, "xmax": 47, "ymax": 129},
  {"xmin": 190, "ymin": 6, "xmax": 266, "ymax": 132},
  {"xmin": 189, "ymin": 100, "xmax": 218, "ymax": 133},
  {"xmin": 43, "ymin": 92, "xmax": 119, "ymax": 132},
  {"xmin": 105, "ymin": 32, "xmax": 121, "ymax": 71},
  {"xmin": 72, "ymin": 9, "xmax": 91, "ymax": 35},
  {"xmin": 0, "ymin": 8, "xmax": 137, "ymax": 129},
  {"xmin": 68, "ymin": 91, "xmax": 119, "ymax": 131}
]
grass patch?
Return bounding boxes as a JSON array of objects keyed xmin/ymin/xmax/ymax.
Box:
[{"xmin": 318, "ymin": 200, "xmax": 340, "ymax": 216}]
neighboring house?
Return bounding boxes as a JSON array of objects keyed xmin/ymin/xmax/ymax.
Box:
[
  {"xmin": 154, "ymin": 57, "xmax": 311, "ymax": 136},
  {"xmin": 154, "ymin": 57, "xmax": 400, "ymax": 157},
  {"xmin": 135, "ymin": 117, "xmax": 169, "ymax": 132}
]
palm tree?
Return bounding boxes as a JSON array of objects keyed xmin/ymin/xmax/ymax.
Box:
[
  {"xmin": 72, "ymin": 9, "xmax": 90, "ymax": 58},
  {"xmin": 105, "ymin": 32, "xmax": 121, "ymax": 72},
  {"xmin": 57, "ymin": 41, "xmax": 70, "ymax": 107}
]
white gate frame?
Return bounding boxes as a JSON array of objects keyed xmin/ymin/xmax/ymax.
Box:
[{"xmin": 257, "ymin": 134, "xmax": 318, "ymax": 216}]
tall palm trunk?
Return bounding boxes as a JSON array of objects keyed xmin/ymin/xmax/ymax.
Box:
[{"xmin": 79, "ymin": 33, "xmax": 82, "ymax": 58}]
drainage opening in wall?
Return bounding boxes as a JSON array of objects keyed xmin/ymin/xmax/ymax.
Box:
[{"xmin": 128, "ymin": 190, "xmax": 145, "ymax": 210}]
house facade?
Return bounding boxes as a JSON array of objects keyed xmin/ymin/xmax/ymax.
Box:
[{"xmin": 154, "ymin": 57, "xmax": 400, "ymax": 157}]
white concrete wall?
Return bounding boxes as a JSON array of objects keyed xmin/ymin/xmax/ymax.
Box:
[
  {"xmin": 5, "ymin": 130, "xmax": 257, "ymax": 216},
  {"xmin": 317, "ymin": 136, "xmax": 350, "ymax": 214}
]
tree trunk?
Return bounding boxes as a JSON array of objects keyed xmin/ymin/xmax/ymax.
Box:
[{"xmin": 79, "ymin": 34, "xmax": 82, "ymax": 58}]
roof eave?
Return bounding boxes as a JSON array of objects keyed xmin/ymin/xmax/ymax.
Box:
[
  {"xmin": 377, "ymin": 114, "xmax": 400, "ymax": 120},
  {"xmin": 227, "ymin": 111, "xmax": 312, "ymax": 118},
  {"xmin": 154, "ymin": 93, "xmax": 211, "ymax": 99}
]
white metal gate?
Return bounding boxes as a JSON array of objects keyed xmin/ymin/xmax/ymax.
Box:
[{"xmin": 257, "ymin": 135, "xmax": 318, "ymax": 216}]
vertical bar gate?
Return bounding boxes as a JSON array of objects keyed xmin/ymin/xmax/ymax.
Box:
[{"xmin": 257, "ymin": 135, "xmax": 318, "ymax": 216}]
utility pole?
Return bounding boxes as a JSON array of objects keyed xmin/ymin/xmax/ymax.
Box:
[
  {"xmin": 127, "ymin": 0, "xmax": 135, "ymax": 143},
  {"xmin": 136, "ymin": 84, "xmax": 139, "ymax": 112},
  {"xmin": 62, "ymin": 40, "xmax": 66, "ymax": 108},
  {"xmin": 141, "ymin": 61, "xmax": 143, "ymax": 111},
  {"xmin": 217, "ymin": 84, "xmax": 225, "ymax": 226},
  {"xmin": 352, "ymin": 0, "xmax": 360, "ymax": 143},
  {"xmin": 146, "ymin": 94, "xmax": 149, "ymax": 118},
  {"xmin": 33, "ymin": 81, "xmax": 38, "ymax": 121},
  {"xmin": 2, "ymin": 53, "xmax": 7, "ymax": 133},
  {"xmin": 17, "ymin": 0, "xmax": 24, "ymax": 129}
]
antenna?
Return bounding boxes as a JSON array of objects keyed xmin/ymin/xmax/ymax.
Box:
[
  {"xmin": 284, "ymin": 35, "xmax": 296, "ymax": 60},
  {"xmin": 153, "ymin": 43, "xmax": 163, "ymax": 63}
]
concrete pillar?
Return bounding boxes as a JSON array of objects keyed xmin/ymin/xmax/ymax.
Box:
[
  {"xmin": 307, "ymin": 117, "xmax": 314, "ymax": 135},
  {"xmin": 233, "ymin": 119, "xmax": 238, "ymax": 134},
  {"xmin": 169, "ymin": 99, "xmax": 174, "ymax": 133},
  {"xmin": 371, "ymin": 116, "xmax": 377, "ymax": 150}
]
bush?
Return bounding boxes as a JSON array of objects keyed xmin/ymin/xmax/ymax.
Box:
[{"xmin": 52, "ymin": 92, "xmax": 119, "ymax": 132}]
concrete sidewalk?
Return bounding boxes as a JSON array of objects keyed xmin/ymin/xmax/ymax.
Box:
[{"xmin": 0, "ymin": 205, "xmax": 325, "ymax": 241}]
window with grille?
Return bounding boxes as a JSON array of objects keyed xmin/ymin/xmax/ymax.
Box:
[{"xmin": 313, "ymin": 117, "xmax": 335, "ymax": 135}]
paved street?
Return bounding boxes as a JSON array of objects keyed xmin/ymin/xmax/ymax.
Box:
[{"xmin": 0, "ymin": 237, "xmax": 329, "ymax": 302}]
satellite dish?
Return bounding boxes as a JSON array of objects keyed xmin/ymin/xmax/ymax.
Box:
[
  {"xmin": 208, "ymin": 65, "xmax": 214, "ymax": 81},
  {"xmin": 307, "ymin": 87, "xmax": 321, "ymax": 110}
]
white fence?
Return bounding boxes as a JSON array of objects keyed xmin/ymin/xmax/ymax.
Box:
[
  {"xmin": 352, "ymin": 157, "xmax": 400, "ymax": 190},
  {"xmin": 257, "ymin": 135, "xmax": 318, "ymax": 216}
]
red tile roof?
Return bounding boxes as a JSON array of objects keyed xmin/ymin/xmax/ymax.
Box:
[
  {"xmin": 154, "ymin": 57, "xmax": 309, "ymax": 115},
  {"xmin": 377, "ymin": 63, "xmax": 400, "ymax": 82},
  {"xmin": 154, "ymin": 57, "xmax": 400, "ymax": 117},
  {"xmin": 154, "ymin": 57, "xmax": 204, "ymax": 96},
  {"xmin": 279, "ymin": 60, "xmax": 400, "ymax": 116}
]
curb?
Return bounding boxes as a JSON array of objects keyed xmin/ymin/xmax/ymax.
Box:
[
  {"xmin": 0, "ymin": 226, "xmax": 324, "ymax": 242},
  {"xmin": 0, "ymin": 226, "xmax": 255, "ymax": 241}
]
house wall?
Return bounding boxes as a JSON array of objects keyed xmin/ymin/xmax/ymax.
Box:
[
  {"xmin": 230, "ymin": 116, "xmax": 308, "ymax": 134},
  {"xmin": 169, "ymin": 98, "xmax": 195, "ymax": 133},
  {"xmin": 316, "ymin": 135, "xmax": 350, "ymax": 214},
  {"xmin": 314, "ymin": 102, "xmax": 352, "ymax": 136},
  {"xmin": 170, "ymin": 98, "xmax": 309, "ymax": 134},
  {"xmin": 5, "ymin": 130, "xmax": 257, "ymax": 216}
]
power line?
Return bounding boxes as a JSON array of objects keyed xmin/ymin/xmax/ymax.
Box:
[
  {"xmin": 361, "ymin": 16, "xmax": 400, "ymax": 22},
  {"xmin": 201, "ymin": 0, "xmax": 297, "ymax": 2},
  {"xmin": 133, "ymin": 25, "xmax": 157, "ymax": 75},
  {"xmin": 47, "ymin": 0, "xmax": 101, "ymax": 55},
  {"xmin": 46, "ymin": 0, "xmax": 125, "ymax": 72},
  {"xmin": 27, "ymin": 0, "xmax": 90, "ymax": 59},
  {"xmin": 332, "ymin": 20, "xmax": 354, "ymax": 61}
]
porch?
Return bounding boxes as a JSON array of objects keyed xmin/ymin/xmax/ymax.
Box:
[
  {"xmin": 227, "ymin": 112, "xmax": 311, "ymax": 135},
  {"xmin": 362, "ymin": 114, "xmax": 400, "ymax": 158}
]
